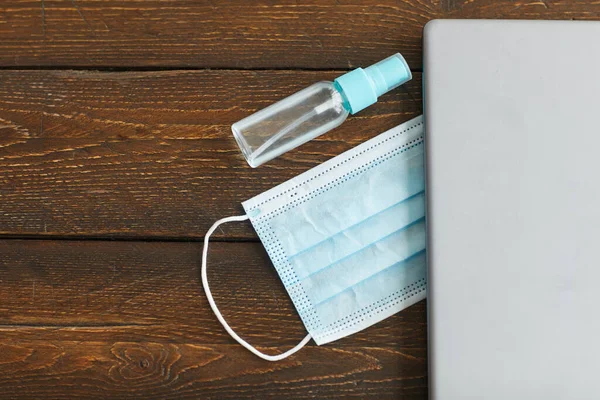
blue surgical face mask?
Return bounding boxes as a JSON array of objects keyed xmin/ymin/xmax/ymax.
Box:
[{"xmin": 202, "ymin": 116, "xmax": 426, "ymax": 361}]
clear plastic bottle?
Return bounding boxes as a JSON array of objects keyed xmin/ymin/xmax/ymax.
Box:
[
  {"xmin": 232, "ymin": 82, "xmax": 348, "ymax": 168},
  {"xmin": 232, "ymin": 53, "xmax": 411, "ymax": 167}
]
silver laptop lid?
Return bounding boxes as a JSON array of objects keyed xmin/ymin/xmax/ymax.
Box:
[{"xmin": 425, "ymin": 19, "xmax": 600, "ymax": 400}]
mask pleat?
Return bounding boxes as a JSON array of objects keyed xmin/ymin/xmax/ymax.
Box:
[
  {"xmin": 297, "ymin": 219, "xmax": 426, "ymax": 307},
  {"xmin": 313, "ymin": 251, "xmax": 427, "ymax": 335},
  {"xmin": 272, "ymin": 147, "xmax": 425, "ymax": 256},
  {"xmin": 289, "ymin": 191, "xmax": 425, "ymax": 279}
]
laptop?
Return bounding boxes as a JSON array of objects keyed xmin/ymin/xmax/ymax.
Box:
[{"xmin": 424, "ymin": 20, "xmax": 600, "ymax": 399}]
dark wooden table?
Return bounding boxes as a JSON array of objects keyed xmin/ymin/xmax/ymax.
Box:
[{"xmin": 1, "ymin": 1, "xmax": 598, "ymax": 398}]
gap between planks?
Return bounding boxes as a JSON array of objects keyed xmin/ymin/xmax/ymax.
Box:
[
  {"xmin": 0, "ymin": 234, "xmax": 260, "ymax": 243},
  {"xmin": 0, "ymin": 65, "xmax": 424, "ymax": 73}
]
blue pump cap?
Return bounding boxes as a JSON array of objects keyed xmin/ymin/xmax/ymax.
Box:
[{"xmin": 334, "ymin": 53, "xmax": 412, "ymax": 114}]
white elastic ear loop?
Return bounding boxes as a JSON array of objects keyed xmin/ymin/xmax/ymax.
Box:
[{"xmin": 202, "ymin": 214, "xmax": 312, "ymax": 361}]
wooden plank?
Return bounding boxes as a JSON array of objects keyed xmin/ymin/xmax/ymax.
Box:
[
  {"xmin": 0, "ymin": 70, "xmax": 422, "ymax": 238},
  {"xmin": 0, "ymin": 240, "xmax": 428, "ymax": 349},
  {"xmin": 2, "ymin": 0, "xmax": 600, "ymax": 68},
  {"xmin": 0, "ymin": 341, "xmax": 426, "ymax": 399},
  {"xmin": 0, "ymin": 239, "xmax": 427, "ymax": 398}
]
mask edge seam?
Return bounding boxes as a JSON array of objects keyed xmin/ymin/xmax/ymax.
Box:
[
  {"xmin": 254, "ymin": 138, "xmax": 424, "ymax": 223},
  {"xmin": 249, "ymin": 119, "xmax": 424, "ymax": 210}
]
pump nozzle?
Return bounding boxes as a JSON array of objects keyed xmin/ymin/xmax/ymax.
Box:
[{"xmin": 333, "ymin": 53, "xmax": 412, "ymax": 114}]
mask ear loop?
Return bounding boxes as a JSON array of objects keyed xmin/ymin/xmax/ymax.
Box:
[{"xmin": 202, "ymin": 215, "xmax": 312, "ymax": 361}]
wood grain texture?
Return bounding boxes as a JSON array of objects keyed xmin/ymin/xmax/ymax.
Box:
[
  {"xmin": 2, "ymin": 0, "xmax": 600, "ymax": 69},
  {"xmin": 7, "ymin": 1, "xmax": 598, "ymax": 397},
  {"xmin": 0, "ymin": 70, "xmax": 422, "ymax": 238},
  {"xmin": 0, "ymin": 239, "xmax": 427, "ymax": 399},
  {"xmin": 0, "ymin": 341, "xmax": 426, "ymax": 399},
  {"xmin": 0, "ymin": 240, "xmax": 427, "ymax": 347}
]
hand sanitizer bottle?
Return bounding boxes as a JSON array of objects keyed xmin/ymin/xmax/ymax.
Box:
[{"xmin": 232, "ymin": 53, "xmax": 412, "ymax": 167}]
